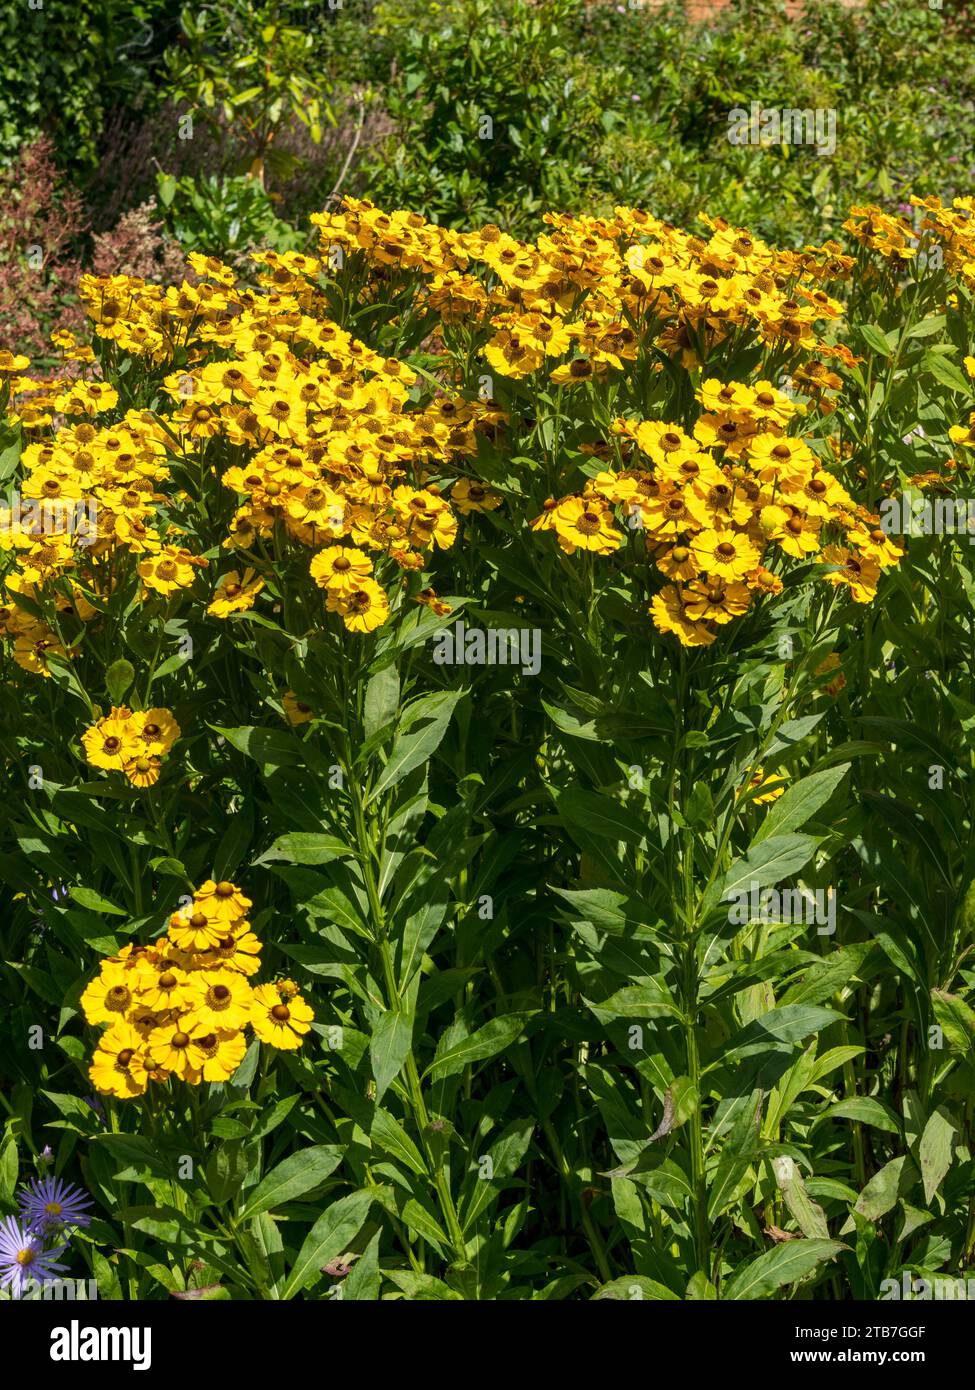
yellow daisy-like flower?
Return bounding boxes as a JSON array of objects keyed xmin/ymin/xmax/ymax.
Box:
[
  {"xmin": 208, "ymin": 568, "xmax": 265, "ymax": 618},
  {"xmin": 168, "ymin": 906, "xmax": 226, "ymax": 952},
  {"xmin": 134, "ymin": 963, "xmax": 194, "ymax": 1013},
  {"xmin": 655, "ymin": 544, "xmax": 701, "ymax": 582},
  {"xmin": 690, "ymin": 528, "xmax": 760, "ymax": 581},
  {"xmin": 80, "ymin": 965, "xmax": 137, "ymax": 1025},
  {"xmin": 183, "ymin": 969, "xmax": 253, "ymax": 1031},
  {"xmin": 88, "ymin": 1022, "xmax": 148, "ymax": 1098},
  {"xmin": 325, "ymin": 577, "xmax": 390, "ymax": 633},
  {"xmin": 552, "ymin": 497, "xmax": 622, "ymax": 555},
  {"xmin": 450, "ymin": 478, "xmax": 503, "ymax": 515},
  {"xmin": 282, "ymin": 690, "xmax": 314, "ymax": 725},
  {"xmin": 649, "ymin": 586, "xmax": 715, "ymax": 648},
  {"xmin": 682, "ymin": 578, "xmax": 752, "ymax": 624},
  {"xmin": 190, "ymin": 1029, "xmax": 249, "ymax": 1082},
  {"xmin": 819, "ymin": 546, "xmax": 880, "ymax": 604},
  {"xmin": 191, "ymin": 928, "xmax": 263, "ymax": 977},
  {"xmin": 124, "ymin": 753, "xmax": 163, "ymax": 788},
  {"xmin": 82, "ymin": 707, "xmax": 142, "ymax": 771},
  {"xmin": 310, "ymin": 545, "xmax": 373, "ymax": 593},
  {"xmin": 250, "ymin": 982, "xmax": 314, "ymax": 1049},
  {"xmin": 138, "ymin": 545, "xmax": 200, "ymax": 597},
  {"xmin": 133, "ymin": 708, "xmax": 180, "ymax": 756},
  {"xmin": 193, "ymin": 879, "xmax": 253, "ymax": 925},
  {"xmin": 146, "ymin": 1019, "xmax": 208, "ymax": 1079}
]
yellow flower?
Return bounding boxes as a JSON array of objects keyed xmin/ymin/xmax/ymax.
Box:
[
  {"xmin": 133, "ymin": 708, "xmax": 181, "ymax": 756},
  {"xmin": 250, "ymin": 982, "xmax": 314, "ymax": 1049},
  {"xmin": 650, "ymin": 586, "xmax": 715, "ymax": 647},
  {"xmin": 310, "ymin": 545, "xmax": 373, "ymax": 593},
  {"xmin": 190, "ymin": 1029, "xmax": 249, "ymax": 1082},
  {"xmin": 146, "ymin": 1020, "xmax": 208, "ymax": 1079},
  {"xmin": 191, "ymin": 929, "xmax": 263, "ymax": 977},
  {"xmin": 82, "ymin": 707, "xmax": 142, "ymax": 771},
  {"xmin": 135, "ymin": 963, "xmax": 194, "ymax": 1013},
  {"xmin": 282, "ymin": 690, "xmax": 314, "ymax": 725},
  {"xmin": 124, "ymin": 753, "xmax": 163, "ymax": 787},
  {"xmin": 552, "ymin": 497, "xmax": 622, "ymax": 555},
  {"xmin": 208, "ymin": 568, "xmax": 265, "ymax": 618},
  {"xmin": 655, "ymin": 544, "xmax": 701, "ymax": 582},
  {"xmin": 193, "ymin": 879, "xmax": 253, "ymax": 925},
  {"xmin": 138, "ymin": 545, "xmax": 200, "ymax": 597},
  {"xmin": 80, "ymin": 965, "xmax": 137, "ymax": 1025},
  {"xmin": 690, "ymin": 528, "xmax": 760, "ymax": 581},
  {"xmin": 451, "ymin": 478, "xmax": 503, "ymax": 515},
  {"xmin": 184, "ymin": 970, "xmax": 253, "ymax": 1031},
  {"xmin": 326, "ymin": 577, "xmax": 390, "ymax": 633},
  {"xmin": 682, "ymin": 578, "xmax": 752, "ymax": 624},
  {"xmin": 168, "ymin": 906, "xmax": 226, "ymax": 952},
  {"xmin": 89, "ymin": 1022, "xmax": 148, "ymax": 1098},
  {"xmin": 819, "ymin": 546, "xmax": 880, "ymax": 604}
]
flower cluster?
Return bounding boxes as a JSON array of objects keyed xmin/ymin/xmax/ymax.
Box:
[
  {"xmin": 0, "ymin": 1177, "xmax": 91, "ymax": 1300},
  {"xmin": 83, "ymin": 878, "xmax": 313, "ymax": 1098},
  {"xmin": 81, "ymin": 705, "xmax": 180, "ymax": 788},
  {"xmin": 532, "ymin": 377, "xmax": 903, "ymax": 646},
  {"xmin": 0, "ymin": 193, "xmax": 923, "ymax": 680}
]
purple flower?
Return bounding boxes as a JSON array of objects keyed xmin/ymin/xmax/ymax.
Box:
[
  {"xmin": 84, "ymin": 1095, "xmax": 106, "ymax": 1125},
  {"xmin": 0, "ymin": 1216, "xmax": 68, "ymax": 1299},
  {"xmin": 19, "ymin": 1176, "xmax": 93, "ymax": 1234}
]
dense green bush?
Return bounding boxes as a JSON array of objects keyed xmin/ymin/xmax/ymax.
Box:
[{"xmin": 0, "ymin": 0, "xmax": 180, "ymax": 171}]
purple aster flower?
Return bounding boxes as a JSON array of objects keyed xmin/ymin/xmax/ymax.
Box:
[
  {"xmin": 85, "ymin": 1095, "xmax": 106, "ymax": 1125},
  {"xmin": 0, "ymin": 1216, "xmax": 68, "ymax": 1299},
  {"xmin": 19, "ymin": 1176, "xmax": 93, "ymax": 1234}
]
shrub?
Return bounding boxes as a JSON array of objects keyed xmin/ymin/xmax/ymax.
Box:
[{"xmin": 1, "ymin": 186, "xmax": 975, "ymax": 1299}]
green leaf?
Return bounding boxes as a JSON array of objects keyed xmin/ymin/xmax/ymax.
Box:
[
  {"xmin": 931, "ymin": 989, "xmax": 975, "ymax": 1054},
  {"xmin": 771, "ymin": 1156, "xmax": 830, "ymax": 1239},
  {"xmin": 854, "ymin": 1156, "xmax": 917, "ymax": 1221},
  {"xmin": 370, "ymin": 1009, "xmax": 413, "ymax": 1101},
  {"xmin": 822, "ymin": 1098, "xmax": 900, "ymax": 1134},
  {"xmin": 211, "ymin": 724, "xmax": 305, "ymax": 768},
  {"xmin": 557, "ymin": 788, "xmax": 646, "ymax": 845},
  {"xmin": 918, "ymin": 1106, "xmax": 957, "ymax": 1205},
  {"xmin": 592, "ymin": 1276, "xmax": 680, "ymax": 1301},
  {"xmin": 722, "ymin": 1239, "xmax": 844, "ymax": 1300},
  {"xmin": 343, "ymin": 1230, "xmax": 382, "ymax": 1300},
  {"xmin": 237, "ymin": 1145, "xmax": 344, "ymax": 1221},
  {"xmin": 425, "ymin": 1014, "xmax": 532, "ymax": 1083},
  {"xmin": 717, "ymin": 834, "xmax": 820, "ymax": 908},
  {"xmin": 720, "ymin": 1005, "xmax": 844, "ymax": 1064},
  {"xmin": 281, "ymin": 1190, "xmax": 373, "ymax": 1297},
  {"xmin": 255, "ymin": 833, "xmax": 354, "ymax": 867},
  {"xmin": 368, "ymin": 690, "xmax": 463, "ymax": 801},
  {"xmin": 858, "ymin": 323, "xmax": 893, "ymax": 357},
  {"xmin": 105, "ymin": 658, "xmax": 135, "ymax": 705},
  {"xmin": 363, "ymin": 665, "xmax": 400, "ymax": 740},
  {"xmin": 370, "ymin": 1108, "xmax": 427, "ymax": 1175},
  {"xmin": 0, "ymin": 1131, "xmax": 18, "ymax": 1204},
  {"xmin": 69, "ymin": 886, "xmax": 127, "ymax": 916},
  {"xmin": 753, "ymin": 765, "xmax": 849, "ymax": 842},
  {"xmin": 922, "ymin": 348, "xmax": 970, "ymax": 394}
]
